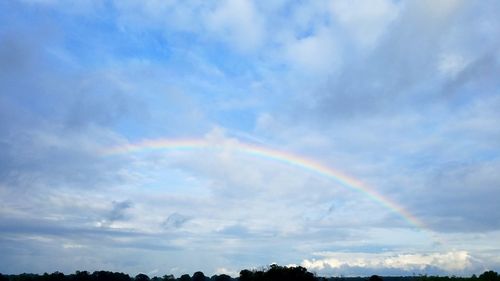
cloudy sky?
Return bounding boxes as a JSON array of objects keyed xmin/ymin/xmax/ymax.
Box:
[{"xmin": 1, "ymin": 0, "xmax": 500, "ymax": 277}]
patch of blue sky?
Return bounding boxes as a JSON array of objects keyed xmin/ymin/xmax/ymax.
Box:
[
  {"xmin": 61, "ymin": 23, "xmax": 172, "ymax": 68},
  {"xmin": 212, "ymin": 108, "xmax": 259, "ymax": 133}
]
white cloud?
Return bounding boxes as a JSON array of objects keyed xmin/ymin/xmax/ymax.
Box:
[
  {"xmin": 329, "ymin": 0, "xmax": 400, "ymax": 48},
  {"xmin": 62, "ymin": 243, "xmax": 85, "ymax": 249},
  {"xmin": 425, "ymin": 0, "xmax": 464, "ymax": 19},
  {"xmin": 438, "ymin": 53, "xmax": 469, "ymax": 78},
  {"xmin": 302, "ymin": 251, "xmax": 473, "ymax": 273},
  {"xmin": 285, "ymin": 28, "xmax": 339, "ymax": 74},
  {"xmin": 215, "ymin": 267, "xmax": 238, "ymax": 277},
  {"xmin": 205, "ymin": 0, "xmax": 265, "ymax": 52}
]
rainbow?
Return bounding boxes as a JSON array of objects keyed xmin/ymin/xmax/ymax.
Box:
[{"xmin": 103, "ymin": 138, "xmax": 425, "ymax": 229}]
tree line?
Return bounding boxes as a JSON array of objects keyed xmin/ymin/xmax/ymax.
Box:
[{"xmin": 1, "ymin": 265, "xmax": 499, "ymax": 281}]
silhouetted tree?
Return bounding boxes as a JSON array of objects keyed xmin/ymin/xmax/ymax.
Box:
[
  {"xmin": 243, "ymin": 266, "xmax": 304, "ymax": 281},
  {"xmin": 178, "ymin": 274, "xmax": 191, "ymax": 281},
  {"xmin": 92, "ymin": 271, "xmax": 131, "ymax": 281},
  {"xmin": 4, "ymin": 267, "xmax": 496, "ymax": 281},
  {"xmin": 261, "ymin": 264, "xmax": 315, "ymax": 281},
  {"xmin": 211, "ymin": 274, "xmax": 231, "ymax": 281},
  {"xmin": 162, "ymin": 275, "xmax": 175, "ymax": 281},
  {"xmin": 0, "ymin": 273, "xmax": 9, "ymax": 281},
  {"xmin": 370, "ymin": 275, "xmax": 383, "ymax": 281},
  {"xmin": 73, "ymin": 271, "xmax": 91, "ymax": 281},
  {"xmin": 191, "ymin": 272, "xmax": 206, "ymax": 281},
  {"xmin": 239, "ymin": 270, "xmax": 253, "ymax": 281},
  {"xmin": 479, "ymin": 271, "xmax": 498, "ymax": 281},
  {"xmin": 135, "ymin": 274, "xmax": 149, "ymax": 281},
  {"xmin": 48, "ymin": 272, "xmax": 65, "ymax": 281}
]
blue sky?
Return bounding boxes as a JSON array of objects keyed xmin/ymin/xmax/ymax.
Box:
[{"xmin": 1, "ymin": 0, "xmax": 500, "ymax": 277}]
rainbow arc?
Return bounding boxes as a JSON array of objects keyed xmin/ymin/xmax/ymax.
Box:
[{"xmin": 103, "ymin": 138, "xmax": 426, "ymax": 230}]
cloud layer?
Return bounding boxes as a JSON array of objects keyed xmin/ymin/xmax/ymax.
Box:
[{"xmin": 1, "ymin": 0, "xmax": 500, "ymax": 277}]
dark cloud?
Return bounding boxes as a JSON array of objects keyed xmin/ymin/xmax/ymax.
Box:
[
  {"xmin": 0, "ymin": 217, "xmax": 143, "ymax": 238},
  {"xmin": 162, "ymin": 213, "xmax": 190, "ymax": 229},
  {"xmin": 301, "ymin": 1, "xmax": 499, "ymax": 122},
  {"xmin": 443, "ymin": 51, "xmax": 500, "ymax": 98},
  {"xmin": 0, "ymin": 11, "xmax": 149, "ymax": 191},
  {"xmin": 0, "ymin": 125, "xmax": 127, "ymax": 191},
  {"xmin": 0, "ymin": 218, "xmax": 179, "ymax": 274},
  {"xmin": 107, "ymin": 200, "xmax": 134, "ymax": 223},
  {"xmin": 409, "ymin": 160, "xmax": 500, "ymax": 232},
  {"xmin": 274, "ymin": 1, "xmax": 500, "ymax": 235}
]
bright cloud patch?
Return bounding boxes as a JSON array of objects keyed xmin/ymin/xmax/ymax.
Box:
[{"xmin": 303, "ymin": 251, "xmax": 473, "ymax": 275}]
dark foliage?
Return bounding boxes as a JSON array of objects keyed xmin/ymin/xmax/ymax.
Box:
[
  {"xmin": 135, "ymin": 274, "xmax": 150, "ymax": 281},
  {"xmin": 1, "ymin": 267, "xmax": 498, "ymax": 281},
  {"xmin": 191, "ymin": 272, "xmax": 206, "ymax": 281},
  {"xmin": 238, "ymin": 264, "xmax": 315, "ymax": 281},
  {"xmin": 210, "ymin": 274, "xmax": 231, "ymax": 281},
  {"xmin": 479, "ymin": 271, "xmax": 499, "ymax": 281}
]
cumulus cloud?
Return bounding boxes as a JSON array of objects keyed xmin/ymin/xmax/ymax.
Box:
[
  {"xmin": 329, "ymin": 0, "xmax": 401, "ymax": 48},
  {"xmin": 302, "ymin": 251, "xmax": 474, "ymax": 275},
  {"xmin": 206, "ymin": 0, "xmax": 265, "ymax": 52}
]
